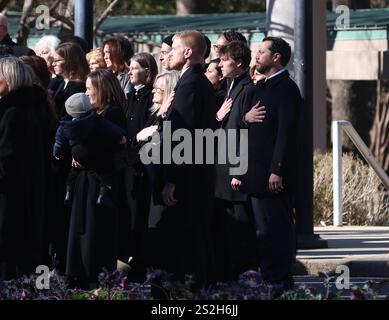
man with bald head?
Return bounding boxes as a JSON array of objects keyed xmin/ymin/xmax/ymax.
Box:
[
  {"xmin": 158, "ymin": 30, "xmax": 216, "ymax": 287},
  {"xmin": 0, "ymin": 14, "xmax": 35, "ymax": 57}
]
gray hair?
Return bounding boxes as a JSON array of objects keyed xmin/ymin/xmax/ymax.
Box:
[
  {"xmin": 0, "ymin": 56, "xmax": 32, "ymax": 92},
  {"xmin": 150, "ymin": 70, "xmax": 180, "ymax": 116},
  {"xmin": 35, "ymin": 35, "xmax": 60, "ymax": 55}
]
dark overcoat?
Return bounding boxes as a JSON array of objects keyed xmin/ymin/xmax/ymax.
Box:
[
  {"xmin": 65, "ymin": 105, "xmax": 127, "ymax": 285},
  {"xmin": 52, "ymin": 80, "xmax": 86, "ymax": 119},
  {"xmin": 242, "ymin": 70, "xmax": 301, "ymax": 197},
  {"xmin": 215, "ymin": 73, "xmax": 253, "ymax": 202},
  {"xmin": 0, "ymin": 86, "xmax": 51, "ymax": 279},
  {"xmin": 122, "ymin": 85, "xmax": 154, "ymax": 262},
  {"xmin": 157, "ymin": 64, "xmax": 216, "ymax": 286}
]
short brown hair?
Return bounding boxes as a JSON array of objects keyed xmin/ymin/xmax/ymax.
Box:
[
  {"xmin": 175, "ymin": 30, "xmax": 206, "ymax": 61},
  {"xmin": 219, "ymin": 40, "xmax": 252, "ymax": 71},
  {"xmin": 262, "ymin": 36, "xmax": 291, "ymax": 67}
]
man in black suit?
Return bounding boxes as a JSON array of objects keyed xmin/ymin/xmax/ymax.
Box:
[
  {"xmin": 0, "ymin": 14, "xmax": 35, "ymax": 57},
  {"xmin": 242, "ymin": 37, "xmax": 302, "ymax": 295},
  {"xmin": 159, "ymin": 30, "xmax": 216, "ymax": 287}
]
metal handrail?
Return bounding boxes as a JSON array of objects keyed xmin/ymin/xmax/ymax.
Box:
[{"xmin": 332, "ymin": 120, "xmax": 389, "ymax": 226}]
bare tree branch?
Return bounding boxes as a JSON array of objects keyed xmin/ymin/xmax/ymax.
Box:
[
  {"xmin": 49, "ymin": 0, "xmax": 62, "ymax": 12},
  {"xmin": 51, "ymin": 12, "xmax": 74, "ymax": 30},
  {"xmin": 65, "ymin": 0, "xmax": 74, "ymax": 20},
  {"xmin": 16, "ymin": 0, "xmax": 34, "ymax": 45},
  {"xmin": 19, "ymin": 0, "xmax": 34, "ymax": 24},
  {"xmin": 47, "ymin": 0, "xmax": 74, "ymax": 31},
  {"xmin": 94, "ymin": 0, "xmax": 120, "ymax": 33},
  {"xmin": 0, "ymin": 0, "xmax": 11, "ymax": 13}
]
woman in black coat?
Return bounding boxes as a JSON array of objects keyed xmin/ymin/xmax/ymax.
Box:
[
  {"xmin": 49, "ymin": 42, "xmax": 89, "ymax": 273},
  {"xmin": 65, "ymin": 70, "xmax": 127, "ymax": 288},
  {"xmin": 51, "ymin": 42, "xmax": 89, "ymax": 119},
  {"xmin": 0, "ymin": 57, "xmax": 51, "ymax": 280},
  {"xmin": 122, "ymin": 53, "xmax": 158, "ymax": 280},
  {"xmin": 134, "ymin": 70, "xmax": 179, "ymax": 270}
]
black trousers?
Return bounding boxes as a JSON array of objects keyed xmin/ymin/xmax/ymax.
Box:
[
  {"xmin": 213, "ymin": 198, "xmax": 259, "ymax": 281},
  {"xmin": 250, "ymin": 192, "xmax": 296, "ymax": 285}
]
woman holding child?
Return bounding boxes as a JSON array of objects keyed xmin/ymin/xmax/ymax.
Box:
[{"xmin": 65, "ymin": 69, "xmax": 127, "ymax": 288}]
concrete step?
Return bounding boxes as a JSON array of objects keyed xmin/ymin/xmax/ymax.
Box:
[{"xmin": 294, "ymin": 226, "xmax": 389, "ymax": 277}]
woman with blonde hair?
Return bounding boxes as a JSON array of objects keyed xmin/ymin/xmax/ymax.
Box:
[
  {"xmin": 86, "ymin": 48, "xmax": 107, "ymax": 73},
  {"xmin": 0, "ymin": 57, "xmax": 52, "ymax": 279},
  {"xmin": 132, "ymin": 71, "xmax": 179, "ymax": 274},
  {"xmin": 149, "ymin": 71, "xmax": 179, "ymax": 117},
  {"xmin": 136, "ymin": 70, "xmax": 179, "ymax": 143}
]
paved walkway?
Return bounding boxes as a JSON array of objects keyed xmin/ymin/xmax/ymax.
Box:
[{"xmin": 295, "ymin": 226, "xmax": 389, "ymax": 277}]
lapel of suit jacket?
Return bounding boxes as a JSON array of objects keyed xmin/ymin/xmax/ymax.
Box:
[
  {"xmin": 229, "ymin": 74, "xmax": 251, "ymax": 102},
  {"xmin": 167, "ymin": 64, "xmax": 202, "ymax": 119},
  {"xmin": 54, "ymin": 79, "xmax": 66, "ymax": 99},
  {"xmin": 265, "ymin": 69, "xmax": 290, "ymax": 88},
  {"xmin": 221, "ymin": 74, "xmax": 251, "ymax": 127}
]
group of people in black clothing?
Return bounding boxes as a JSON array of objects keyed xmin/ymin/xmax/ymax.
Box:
[{"xmin": 0, "ymin": 16, "xmax": 302, "ymax": 297}]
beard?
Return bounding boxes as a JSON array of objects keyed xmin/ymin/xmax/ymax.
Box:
[
  {"xmin": 168, "ymin": 57, "xmax": 186, "ymax": 71},
  {"xmin": 258, "ymin": 63, "xmax": 271, "ymax": 75}
]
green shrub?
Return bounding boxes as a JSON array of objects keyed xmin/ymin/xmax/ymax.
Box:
[{"xmin": 313, "ymin": 152, "xmax": 389, "ymax": 226}]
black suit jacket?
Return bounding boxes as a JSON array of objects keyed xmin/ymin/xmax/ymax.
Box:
[
  {"xmin": 215, "ymin": 73, "xmax": 253, "ymax": 202},
  {"xmin": 125, "ymin": 85, "xmax": 153, "ymax": 164},
  {"xmin": 0, "ymin": 34, "xmax": 35, "ymax": 57},
  {"xmin": 242, "ymin": 70, "xmax": 302, "ymax": 196},
  {"xmin": 163, "ymin": 64, "xmax": 216, "ymax": 192},
  {"xmin": 53, "ymin": 80, "xmax": 86, "ymax": 119},
  {"xmin": 126, "ymin": 86, "xmax": 153, "ymax": 144}
]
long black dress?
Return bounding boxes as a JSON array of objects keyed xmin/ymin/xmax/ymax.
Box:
[
  {"xmin": 121, "ymin": 86, "xmax": 153, "ymax": 277},
  {"xmin": 49, "ymin": 78, "xmax": 86, "ymax": 273},
  {"xmin": 0, "ymin": 86, "xmax": 52, "ymax": 280},
  {"xmin": 65, "ymin": 105, "xmax": 127, "ymax": 286}
]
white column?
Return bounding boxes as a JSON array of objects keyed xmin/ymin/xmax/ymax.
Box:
[
  {"xmin": 266, "ymin": 0, "xmax": 295, "ymax": 72},
  {"xmin": 332, "ymin": 121, "xmax": 343, "ymax": 227}
]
